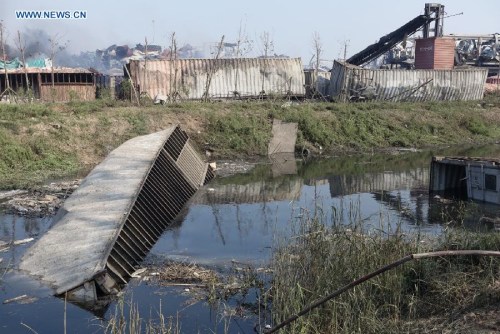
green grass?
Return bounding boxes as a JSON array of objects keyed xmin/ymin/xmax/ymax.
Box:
[
  {"xmin": 204, "ymin": 109, "xmax": 271, "ymax": 156},
  {"xmin": 0, "ymin": 127, "xmax": 79, "ymax": 189},
  {"xmin": 1, "ymin": 96, "xmax": 500, "ymax": 188},
  {"xmin": 270, "ymin": 206, "xmax": 500, "ymax": 333}
]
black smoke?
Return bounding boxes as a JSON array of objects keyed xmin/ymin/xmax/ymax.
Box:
[{"xmin": 5, "ymin": 28, "xmax": 77, "ymax": 67}]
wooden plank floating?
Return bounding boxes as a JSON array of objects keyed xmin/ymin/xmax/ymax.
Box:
[
  {"xmin": 19, "ymin": 125, "xmax": 214, "ymax": 306},
  {"xmin": 429, "ymin": 156, "xmax": 500, "ymax": 203}
]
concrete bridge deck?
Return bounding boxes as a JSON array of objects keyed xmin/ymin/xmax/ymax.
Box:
[{"xmin": 20, "ymin": 125, "xmax": 214, "ymax": 304}]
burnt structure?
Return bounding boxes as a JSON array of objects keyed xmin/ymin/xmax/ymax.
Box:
[
  {"xmin": 0, "ymin": 68, "xmax": 96, "ymax": 102},
  {"xmin": 347, "ymin": 3, "xmax": 445, "ymax": 66},
  {"xmin": 430, "ymin": 157, "xmax": 500, "ymax": 204}
]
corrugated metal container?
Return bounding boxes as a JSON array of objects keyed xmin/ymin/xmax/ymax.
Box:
[
  {"xmin": 415, "ymin": 37, "xmax": 455, "ymax": 69},
  {"xmin": 330, "ymin": 61, "xmax": 487, "ymax": 102},
  {"xmin": 128, "ymin": 58, "xmax": 305, "ymax": 100},
  {"xmin": 430, "ymin": 156, "xmax": 500, "ymax": 204},
  {"xmin": 304, "ymin": 70, "xmax": 331, "ymax": 98},
  {"xmin": 1, "ymin": 68, "xmax": 96, "ymax": 102}
]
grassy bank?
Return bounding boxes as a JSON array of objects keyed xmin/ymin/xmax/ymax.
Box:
[
  {"xmin": 270, "ymin": 208, "xmax": 500, "ymax": 333},
  {"xmin": 1, "ymin": 95, "xmax": 500, "ymax": 188}
]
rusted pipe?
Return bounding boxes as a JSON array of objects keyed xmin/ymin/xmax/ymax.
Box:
[{"xmin": 265, "ymin": 250, "xmax": 500, "ymax": 333}]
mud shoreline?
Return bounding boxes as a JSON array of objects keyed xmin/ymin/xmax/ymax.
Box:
[{"xmin": 0, "ymin": 159, "xmax": 258, "ymax": 216}]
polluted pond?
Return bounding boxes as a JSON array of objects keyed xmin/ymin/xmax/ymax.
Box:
[{"xmin": 2, "ymin": 143, "xmax": 500, "ymax": 332}]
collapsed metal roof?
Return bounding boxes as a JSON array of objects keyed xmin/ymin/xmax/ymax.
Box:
[{"xmin": 2, "ymin": 67, "xmax": 93, "ymax": 74}]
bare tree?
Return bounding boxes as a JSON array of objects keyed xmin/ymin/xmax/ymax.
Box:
[
  {"xmin": 48, "ymin": 33, "xmax": 68, "ymax": 88},
  {"xmin": 169, "ymin": 32, "xmax": 179, "ymax": 101},
  {"xmin": 308, "ymin": 32, "xmax": 323, "ymax": 98},
  {"xmin": 233, "ymin": 20, "xmax": 253, "ymax": 97},
  {"xmin": 259, "ymin": 31, "xmax": 274, "ymax": 96},
  {"xmin": 0, "ymin": 21, "xmax": 11, "ymax": 97},
  {"xmin": 260, "ymin": 31, "xmax": 274, "ymax": 58},
  {"xmin": 143, "ymin": 36, "xmax": 148, "ymax": 100},
  {"xmin": 15, "ymin": 30, "xmax": 31, "ymax": 99},
  {"xmin": 203, "ymin": 35, "xmax": 224, "ymax": 102},
  {"xmin": 312, "ymin": 32, "xmax": 322, "ymax": 74},
  {"xmin": 342, "ymin": 39, "xmax": 349, "ymax": 62}
]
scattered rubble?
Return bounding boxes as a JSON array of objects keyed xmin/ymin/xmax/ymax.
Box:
[
  {"xmin": 142, "ymin": 258, "xmax": 271, "ymax": 318},
  {"xmin": 0, "ymin": 190, "xmax": 28, "ymax": 201},
  {"xmin": 0, "ymin": 180, "xmax": 80, "ymax": 216},
  {"xmin": 214, "ymin": 160, "xmax": 257, "ymax": 177},
  {"xmin": 152, "ymin": 261, "xmax": 218, "ymax": 286}
]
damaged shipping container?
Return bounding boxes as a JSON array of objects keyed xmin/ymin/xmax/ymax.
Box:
[
  {"xmin": 329, "ymin": 60, "xmax": 488, "ymax": 102},
  {"xmin": 127, "ymin": 58, "xmax": 305, "ymax": 100}
]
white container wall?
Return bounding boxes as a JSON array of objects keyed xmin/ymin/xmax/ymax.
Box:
[
  {"xmin": 330, "ymin": 60, "xmax": 488, "ymax": 102},
  {"xmin": 129, "ymin": 58, "xmax": 305, "ymax": 100}
]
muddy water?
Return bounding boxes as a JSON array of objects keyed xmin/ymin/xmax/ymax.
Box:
[{"xmin": 2, "ymin": 145, "xmax": 500, "ymax": 333}]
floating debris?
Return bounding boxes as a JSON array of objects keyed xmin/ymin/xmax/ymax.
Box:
[
  {"xmin": 154, "ymin": 261, "xmax": 218, "ymax": 286},
  {"xmin": 0, "ymin": 180, "xmax": 81, "ymax": 216},
  {"xmin": 3, "ymin": 294, "xmax": 37, "ymax": 305},
  {"xmin": 12, "ymin": 238, "xmax": 34, "ymax": 246},
  {"xmin": 130, "ymin": 268, "xmax": 147, "ymax": 278}
]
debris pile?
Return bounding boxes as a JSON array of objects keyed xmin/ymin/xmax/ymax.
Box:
[
  {"xmin": 0, "ymin": 180, "xmax": 80, "ymax": 216},
  {"xmin": 152, "ymin": 261, "xmax": 219, "ymax": 286}
]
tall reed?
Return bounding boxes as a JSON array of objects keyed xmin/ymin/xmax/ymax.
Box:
[{"xmin": 270, "ymin": 204, "xmax": 500, "ymax": 333}]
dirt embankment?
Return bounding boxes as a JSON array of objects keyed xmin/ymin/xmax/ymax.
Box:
[
  {"xmin": 2, "ymin": 96, "xmax": 500, "ymax": 189},
  {"xmin": 0, "ymin": 160, "xmax": 255, "ymax": 215}
]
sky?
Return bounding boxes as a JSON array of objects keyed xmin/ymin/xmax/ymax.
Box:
[{"xmin": 1, "ymin": 0, "xmax": 499, "ymax": 66}]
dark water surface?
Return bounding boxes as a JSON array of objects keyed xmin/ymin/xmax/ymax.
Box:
[{"xmin": 2, "ymin": 145, "xmax": 500, "ymax": 333}]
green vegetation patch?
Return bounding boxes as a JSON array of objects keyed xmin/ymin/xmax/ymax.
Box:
[
  {"xmin": 1, "ymin": 95, "xmax": 500, "ymax": 189},
  {"xmin": 271, "ymin": 210, "xmax": 500, "ymax": 333},
  {"xmin": 204, "ymin": 109, "xmax": 272, "ymax": 156},
  {"xmin": 0, "ymin": 127, "xmax": 78, "ymax": 189}
]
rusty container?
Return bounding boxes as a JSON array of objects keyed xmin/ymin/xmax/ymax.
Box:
[{"xmin": 415, "ymin": 37, "xmax": 455, "ymax": 69}]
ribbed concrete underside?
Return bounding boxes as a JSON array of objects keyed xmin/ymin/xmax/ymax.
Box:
[{"xmin": 19, "ymin": 126, "xmax": 212, "ymax": 295}]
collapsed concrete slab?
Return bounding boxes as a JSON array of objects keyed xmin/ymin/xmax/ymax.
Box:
[
  {"xmin": 268, "ymin": 119, "xmax": 298, "ymax": 155},
  {"xmin": 19, "ymin": 125, "xmax": 214, "ymax": 307}
]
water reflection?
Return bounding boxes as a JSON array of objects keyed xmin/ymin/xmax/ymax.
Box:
[
  {"xmin": 3, "ymin": 144, "xmax": 500, "ymax": 333},
  {"xmin": 152, "ymin": 145, "xmax": 500, "ymax": 267}
]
